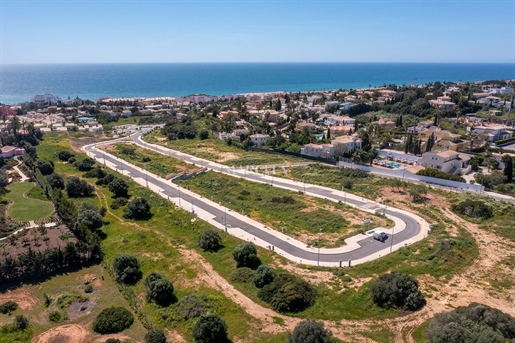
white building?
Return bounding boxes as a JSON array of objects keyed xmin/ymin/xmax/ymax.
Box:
[
  {"xmin": 32, "ymin": 94, "xmax": 58, "ymax": 105},
  {"xmin": 250, "ymin": 134, "xmax": 270, "ymax": 146},
  {"xmin": 473, "ymin": 124, "xmax": 513, "ymax": 142},
  {"xmin": 419, "ymin": 150, "xmax": 470, "ymax": 174}
]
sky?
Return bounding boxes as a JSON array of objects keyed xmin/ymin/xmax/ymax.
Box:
[{"xmin": 0, "ymin": 0, "xmax": 514, "ymax": 64}]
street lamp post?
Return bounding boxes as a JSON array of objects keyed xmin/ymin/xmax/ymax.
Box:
[
  {"xmin": 303, "ymin": 178, "xmax": 306, "ymax": 193},
  {"xmin": 390, "ymin": 225, "xmax": 394, "ymax": 253},
  {"xmin": 178, "ymin": 184, "xmax": 181, "ymax": 207},
  {"xmin": 317, "ymin": 228, "xmax": 323, "ymax": 266}
]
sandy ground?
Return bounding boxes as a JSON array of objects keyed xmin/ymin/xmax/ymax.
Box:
[
  {"xmin": 0, "ymin": 289, "xmax": 39, "ymax": 310},
  {"xmin": 31, "ymin": 324, "xmax": 89, "ymax": 343}
]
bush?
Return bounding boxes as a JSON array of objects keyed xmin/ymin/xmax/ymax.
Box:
[
  {"xmin": 108, "ymin": 177, "xmax": 129, "ymax": 198},
  {"xmin": 369, "ymin": 272, "xmax": 425, "ymax": 311},
  {"xmin": 426, "ymin": 303, "xmax": 515, "ymax": 343},
  {"xmin": 230, "ymin": 267, "xmax": 255, "ymax": 283},
  {"xmin": 111, "ymin": 197, "xmax": 128, "ymax": 209},
  {"xmin": 253, "ymin": 265, "xmax": 275, "ymax": 288},
  {"xmin": 46, "ymin": 173, "xmax": 65, "ymax": 190},
  {"xmin": 74, "ymin": 209, "xmax": 103, "ymax": 232},
  {"xmin": 451, "ymin": 200, "xmax": 493, "ymax": 219},
  {"xmin": 165, "ymin": 294, "xmax": 213, "ymax": 321},
  {"xmin": 145, "ymin": 329, "xmax": 167, "ymax": 343},
  {"xmin": 142, "ymin": 156, "xmax": 152, "ymax": 162},
  {"xmin": 258, "ymin": 273, "xmax": 316, "ymax": 313},
  {"xmin": 84, "ymin": 167, "xmax": 108, "ymax": 179},
  {"xmin": 198, "ymin": 229, "xmax": 222, "ymax": 252},
  {"xmin": 48, "ymin": 311, "xmax": 62, "ymax": 322},
  {"xmin": 0, "ymin": 301, "xmax": 18, "ymax": 314},
  {"xmin": 57, "ymin": 150, "xmax": 74, "ymax": 161},
  {"xmin": 37, "ymin": 160, "xmax": 55, "ymax": 175},
  {"xmin": 416, "ymin": 168, "xmax": 465, "ymax": 183},
  {"xmin": 13, "ymin": 314, "xmax": 28, "ymax": 330},
  {"xmin": 123, "ymin": 197, "xmax": 152, "ymax": 220},
  {"xmin": 271, "ymin": 196, "xmax": 295, "ymax": 204},
  {"xmin": 92, "ymin": 307, "xmax": 134, "ymax": 334},
  {"xmin": 144, "ymin": 272, "xmax": 176, "ymax": 307},
  {"xmin": 288, "ymin": 319, "xmax": 333, "ymax": 343},
  {"xmin": 76, "ymin": 158, "xmax": 96, "ymax": 172},
  {"xmin": 66, "ymin": 176, "xmax": 94, "ymax": 198},
  {"xmin": 192, "ymin": 314, "xmax": 229, "ymax": 343},
  {"xmin": 96, "ymin": 174, "xmax": 116, "ymax": 186},
  {"xmin": 113, "ymin": 254, "xmax": 141, "ymax": 284},
  {"xmin": 232, "ymin": 242, "xmax": 259, "ymax": 268},
  {"xmin": 84, "ymin": 284, "xmax": 94, "ymax": 293},
  {"xmin": 198, "ymin": 129, "xmax": 209, "ymax": 140},
  {"xmin": 105, "ymin": 339, "xmax": 121, "ymax": 343},
  {"xmin": 68, "ymin": 156, "xmax": 77, "ymax": 164}
]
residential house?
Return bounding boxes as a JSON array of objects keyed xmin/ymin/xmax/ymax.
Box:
[
  {"xmin": 32, "ymin": 94, "xmax": 58, "ymax": 105},
  {"xmin": 219, "ymin": 111, "xmax": 240, "ymax": 121},
  {"xmin": 375, "ymin": 118, "xmax": 396, "ymax": 131},
  {"xmin": 0, "ymin": 106, "xmax": 16, "ymax": 116},
  {"xmin": 429, "ymin": 99, "xmax": 456, "ymax": 110},
  {"xmin": 473, "ymin": 124, "xmax": 513, "ymax": 142},
  {"xmin": 250, "ymin": 134, "xmax": 270, "ymax": 146},
  {"xmin": 121, "ymin": 110, "xmax": 132, "ymax": 117},
  {"xmin": 300, "ymin": 144, "xmax": 335, "ymax": 159},
  {"xmin": 296, "ymin": 122, "xmax": 316, "ymax": 132},
  {"xmin": 419, "ymin": 150, "xmax": 470, "ymax": 174},
  {"xmin": 323, "ymin": 115, "xmax": 355, "ymax": 127},
  {"xmin": 329, "ymin": 125, "xmax": 353, "ymax": 137},
  {"xmin": 331, "ymin": 135, "xmax": 363, "ymax": 152}
]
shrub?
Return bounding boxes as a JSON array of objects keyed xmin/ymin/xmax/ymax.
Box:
[
  {"xmin": 258, "ymin": 273, "xmax": 316, "ymax": 313},
  {"xmin": 288, "ymin": 319, "xmax": 332, "ymax": 343},
  {"xmin": 76, "ymin": 158, "xmax": 96, "ymax": 172},
  {"xmin": 96, "ymin": 174, "xmax": 116, "ymax": 186},
  {"xmin": 13, "ymin": 314, "xmax": 28, "ymax": 330},
  {"xmin": 451, "ymin": 200, "xmax": 493, "ymax": 219},
  {"xmin": 145, "ymin": 329, "xmax": 167, "ymax": 343},
  {"xmin": 0, "ymin": 301, "xmax": 18, "ymax": 314},
  {"xmin": 68, "ymin": 156, "xmax": 77, "ymax": 164},
  {"xmin": 253, "ymin": 265, "xmax": 275, "ymax": 288},
  {"xmin": 84, "ymin": 167, "xmax": 108, "ymax": 179},
  {"xmin": 92, "ymin": 307, "xmax": 134, "ymax": 334},
  {"xmin": 57, "ymin": 150, "xmax": 74, "ymax": 162},
  {"xmin": 232, "ymin": 242, "xmax": 259, "ymax": 268},
  {"xmin": 192, "ymin": 314, "xmax": 229, "ymax": 343},
  {"xmin": 369, "ymin": 272, "xmax": 425, "ymax": 311},
  {"xmin": 48, "ymin": 311, "xmax": 62, "ymax": 322},
  {"xmin": 111, "ymin": 197, "xmax": 128, "ymax": 209},
  {"xmin": 66, "ymin": 176, "xmax": 94, "ymax": 198},
  {"xmin": 271, "ymin": 196, "xmax": 295, "ymax": 204},
  {"xmin": 142, "ymin": 156, "xmax": 152, "ymax": 162},
  {"xmin": 84, "ymin": 285, "xmax": 94, "ymax": 293},
  {"xmin": 37, "ymin": 160, "xmax": 55, "ymax": 175},
  {"xmin": 166, "ymin": 294, "xmax": 213, "ymax": 321},
  {"xmin": 230, "ymin": 267, "xmax": 255, "ymax": 283},
  {"xmin": 198, "ymin": 229, "xmax": 222, "ymax": 252},
  {"xmin": 46, "ymin": 173, "xmax": 65, "ymax": 190},
  {"xmin": 416, "ymin": 168, "xmax": 465, "ymax": 183},
  {"xmin": 74, "ymin": 209, "xmax": 103, "ymax": 232},
  {"xmin": 426, "ymin": 303, "xmax": 515, "ymax": 343},
  {"xmin": 145, "ymin": 272, "xmax": 176, "ymax": 307},
  {"xmin": 108, "ymin": 177, "xmax": 129, "ymax": 198},
  {"xmin": 123, "ymin": 197, "xmax": 152, "ymax": 220},
  {"xmin": 105, "ymin": 339, "xmax": 121, "ymax": 343},
  {"xmin": 113, "ymin": 254, "xmax": 141, "ymax": 284},
  {"xmin": 198, "ymin": 129, "xmax": 209, "ymax": 140}
]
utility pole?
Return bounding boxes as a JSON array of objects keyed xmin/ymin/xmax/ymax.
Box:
[{"xmin": 317, "ymin": 228, "xmax": 323, "ymax": 266}]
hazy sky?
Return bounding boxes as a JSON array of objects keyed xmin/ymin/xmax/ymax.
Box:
[{"xmin": 1, "ymin": 0, "xmax": 514, "ymax": 64}]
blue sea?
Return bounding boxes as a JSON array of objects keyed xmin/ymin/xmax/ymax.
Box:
[{"xmin": 1, "ymin": 63, "xmax": 514, "ymax": 105}]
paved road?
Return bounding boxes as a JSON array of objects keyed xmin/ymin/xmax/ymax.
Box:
[{"xmin": 83, "ymin": 134, "xmax": 429, "ymax": 266}]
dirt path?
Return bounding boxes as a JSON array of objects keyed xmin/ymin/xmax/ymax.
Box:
[{"xmin": 31, "ymin": 324, "xmax": 89, "ymax": 343}]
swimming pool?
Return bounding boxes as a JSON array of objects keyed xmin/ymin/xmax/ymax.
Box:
[{"xmin": 387, "ymin": 162, "xmax": 402, "ymax": 168}]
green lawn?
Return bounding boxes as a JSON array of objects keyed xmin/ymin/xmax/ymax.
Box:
[{"xmin": 5, "ymin": 182, "xmax": 54, "ymax": 221}]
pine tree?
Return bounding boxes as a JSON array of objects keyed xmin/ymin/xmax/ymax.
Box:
[
  {"xmin": 503, "ymin": 155, "xmax": 513, "ymax": 183},
  {"xmin": 326, "ymin": 128, "xmax": 331, "ymax": 139}
]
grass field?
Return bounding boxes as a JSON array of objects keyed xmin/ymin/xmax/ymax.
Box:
[
  {"xmin": 100, "ymin": 143, "xmax": 198, "ymax": 179},
  {"xmin": 180, "ymin": 171, "xmax": 392, "ymax": 246},
  {"xmin": 5, "ymin": 183, "xmax": 54, "ymax": 221},
  {"xmin": 144, "ymin": 130, "xmax": 313, "ymax": 166}
]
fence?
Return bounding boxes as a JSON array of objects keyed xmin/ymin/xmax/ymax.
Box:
[{"xmin": 337, "ymin": 161, "xmax": 485, "ymax": 193}]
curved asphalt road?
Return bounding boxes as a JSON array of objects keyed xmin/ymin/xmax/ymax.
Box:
[{"xmin": 83, "ymin": 133, "xmax": 427, "ymax": 265}]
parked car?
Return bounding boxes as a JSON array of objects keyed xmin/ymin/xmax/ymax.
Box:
[{"xmin": 373, "ymin": 231, "xmax": 387, "ymax": 242}]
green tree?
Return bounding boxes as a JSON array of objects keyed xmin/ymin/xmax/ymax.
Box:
[
  {"xmin": 232, "ymin": 242, "xmax": 258, "ymax": 268},
  {"xmin": 66, "ymin": 176, "xmax": 94, "ymax": 198},
  {"xmin": 13, "ymin": 314, "xmax": 29, "ymax": 330},
  {"xmin": 369, "ymin": 272, "xmax": 425, "ymax": 310},
  {"xmin": 144, "ymin": 273, "xmax": 175, "ymax": 307},
  {"xmin": 108, "ymin": 177, "xmax": 129, "ymax": 197},
  {"xmin": 113, "ymin": 254, "xmax": 141, "ymax": 284},
  {"xmin": 92, "ymin": 307, "xmax": 134, "ymax": 334},
  {"xmin": 123, "ymin": 198, "xmax": 151, "ymax": 220},
  {"xmin": 288, "ymin": 319, "xmax": 332, "ymax": 343},
  {"xmin": 198, "ymin": 229, "xmax": 222, "ymax": 252},
  {"xmin": 253, "ymin": 265, "xmax": 274, "ymax": 288},
  {"xmin": 192, "ymin": 314, "xmax": 229, "ymax": 343},
  {"xmin": 46, "ymin": 173, "xmax": 65, "ymax": 189},
  {"xmin": 502, "ymin": 154, "xmax": 513, "ymax": 183},
  {"xmin": 145, "ymin": 329, "xmax": 167, "ymax": 343}
]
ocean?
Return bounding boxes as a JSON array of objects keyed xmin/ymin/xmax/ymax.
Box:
[{"xmin": 1, "ymin": 63, "xmax": 514, "ymax": 105}]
